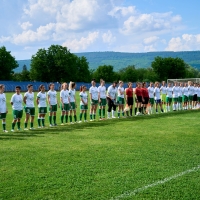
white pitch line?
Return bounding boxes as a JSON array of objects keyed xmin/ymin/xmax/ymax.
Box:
[{"xmin": 110, "ymin": 165, "xmax": 200, "ymax": 200}]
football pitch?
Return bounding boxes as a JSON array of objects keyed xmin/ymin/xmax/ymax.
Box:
[{"xmin": 0, "ymin": 93, "xmax": 200, "ymax": 199}]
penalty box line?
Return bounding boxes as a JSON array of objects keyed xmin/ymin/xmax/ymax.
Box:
[{"xmin": 110, "ymin": 165, "xmax": 200, "ymax": 200}]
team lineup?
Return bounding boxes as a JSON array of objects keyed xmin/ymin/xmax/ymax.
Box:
[{"xmin": 0, "ymin": 79, "xmax": 199, "ymax": 132}]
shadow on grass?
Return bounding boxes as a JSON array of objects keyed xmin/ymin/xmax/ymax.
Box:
[
  {"xmin": 0, "ymin": 132, "xmax": 44, "ymax": 141},
  {"xmin": 1, "ymin": 110, "xmax": 199, "ymax": 140}
]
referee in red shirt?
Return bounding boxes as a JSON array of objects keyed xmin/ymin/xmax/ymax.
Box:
[
  {"xmin": 134, "ymin": 82, "xmax": 143, "ymax": 115},
  {"xmin": 125, "ymin": 82, "xmax": 134, "ymax": 116}
]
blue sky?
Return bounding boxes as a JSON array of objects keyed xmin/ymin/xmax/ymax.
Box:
[{"xmin": 1, "ymin": 0, "xmax": 200, "ymax": 59}]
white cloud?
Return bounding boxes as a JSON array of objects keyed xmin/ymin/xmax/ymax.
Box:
[
  {"xmin": 62, "ymin": 31, "xmax": 99, "ymax": 51},
  {"xmin": 13, "ymin": 23, "xmax": 55, "ymax": 44},
  {"xmin": 20, "ymin": 21, "xmax": 33, "ymax": 30},
  {"xmin": 24, "ymin": 0, "xmax": 65, "ymax": 16},
  {"xmin": 121, "ymin": 12, "xmax": 182, "ymax": 35},
  {"xmin": 165, "ymin": 34, "xmax": 200, "ymax": 51},
  {"xmin": 143, "ymin": 36, "xmax": 159, "ymax": 44},
  {"xmin": 109, "ymin": 6, "xmax": 136, "ymax": 18},
  {"xmin": 102, "ymin": 30, "xmax": 116, "ymax": 44},
  {"xmin": 0, "ymin": 36, "xmax": 11, "ymax": 43},
  {"xmin": 144, "ymin": 45, "xmax": 156, "ymax": 52}
]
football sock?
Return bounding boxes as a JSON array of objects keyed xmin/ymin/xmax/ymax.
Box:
[
  {"xmin": 65, "ymin": 115, "xmax": 68, "ymax": 123},
  {"xmin": 17, "ymin": 122, "xmax": 20, "ymax": 129},
  {"xmin": 99, "ymin": 109, "xmax": 101, "ymax": 118},
  {"xmin": 84, "ymin": 113, "xmax": 87, "ymax": 120},
  {"xmin": 38, "ymin": 118, "xmax": 41, "ymax": 126},
  {"xmin": 80, "ymin": 113, "xmax": 83, "ymax": 120},
  {"xmin": 41, "ymin": 118, "xmax": 45, "ymax": 126},
  {"xmin": 12, "ymin": 122, "xmax": 16, "ymax": 129},
  {"xmin": 102, "ymin": 109, "xmax": 105, "ymax": 118},
  {"xmin": 2, "ymin": 122, "xmax": 6, "ymax": 130},
  {"xmin": 74, "ymin": 115, "xmax": 77, "ymax": 122},
  {"xmin": 49, "ymin": 116, "xmax": 52, "ymax": 124},
  {"xmin": 53, "ymin": 116, "xmax": 56, "ymax": 124},
  {"xmin": 135, "ymin": 108, "xmax": 137, "ymax": 115},
  {"xmin": 130, "ymin": 108, "xmax": 132, "ymax": 116},
  {"xmin": 61, "ymin": 115, "xmax": 64, "ymax": 123}
]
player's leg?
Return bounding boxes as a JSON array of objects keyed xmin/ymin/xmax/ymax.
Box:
[
  {"xmin": 24, "ymin": 107, "xmax": 30, "ymax": 130},
  {"xmin": 60, "ymin": 104, "xmax": 65, "ymax": 125},
  {"xmin": 107, "ymin": 98, "xmax": 112, "ymax": 119},
  {"xmin": 30, "ymin": 108, "xmax": 35, "ymax": 129},
  {"xmin": 1, "ymin": 113, "xmax": 7, "ymax": 132},
  {"xmin": 65, "ymin": 109, "xmax": 69, "ymax": 124},
  {"xmin": 84, "ymin": 105, "xmax": 88, "ymax": 122},
  {"xmin": 52, "ymin": 105, "xmax": 57, "ymax": 126},
  {"xmin": 112, "ymin": 102, "xmax": 117, "ymax": 118},
  {"xmin": 11, "ymin": 110, "xmax": 18, "ymax": 131},
  {"xmin": 79, "ymin": 106, "xmax": 84, "ymax": 122}
]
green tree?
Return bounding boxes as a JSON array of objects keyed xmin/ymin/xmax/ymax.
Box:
[
  {"xmin": 119, "ymin": 65, "xmax": 138, "ymax": 82},
  {"xmin": 92, "ymin": 65, "xmax": 116, "ymax": 82},
  {"xmin": 30, "ymin": 45, "xmax": 90, "ymax": 82},
  {"xmin": 0, "ymin": 46, "xmax": 18, "ymax": 80},
  {"xmin": 151, "ymin": 56, "xmax": 187, "ymax": 81},
  {"xmin": 185, "ymin": 64, "xmax": 200, "ymax": 78},
  {"xmin": 12, "ymin": 65, "xmax": 30, "ymax": 81},
  {"xmin": 76, "ymin": 56, "xmax": 91, "ymax": 82}
]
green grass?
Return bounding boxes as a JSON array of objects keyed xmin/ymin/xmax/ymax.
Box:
[{"xmin": 0, "ymin": 93, "xmax": 200, "ymax": 199}]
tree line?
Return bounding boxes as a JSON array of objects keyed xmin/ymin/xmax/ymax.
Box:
[{"xmin": 1, "ymin": 45, "xmax": 200, "ymax": 83}]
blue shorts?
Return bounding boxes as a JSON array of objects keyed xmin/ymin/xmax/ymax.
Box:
[{"xmin": 155, "ymin": 99, "xmax": 161, "ymax": 104}]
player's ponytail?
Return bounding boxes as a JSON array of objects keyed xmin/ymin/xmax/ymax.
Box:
[
  {"xmin": 69, "ymin": 81, "xmax": 76, "ymax": 90},
  {"xmin": 80, "ymin": 85, "xmax": 86, "ymax": 92},
  {"xmin": 38, "ymin": 84, "xmax": 44, "ymax": 92}
]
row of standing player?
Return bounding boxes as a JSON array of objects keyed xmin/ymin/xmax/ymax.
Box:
[
  {"xmin": 0, "ymin": 80, "xmax": 126, "ymax": 132},
  {"xmin": 0, "ymin": 80, "xmax": 198, "ymax": 132},
  {"xmin": 134, "ymin": 80, "xmax": 200, "ymax": 115}
]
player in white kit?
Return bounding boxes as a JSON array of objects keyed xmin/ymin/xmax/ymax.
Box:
[
  {"xmin": 36, "ymin": 84, "xmax": 47, "ymax": 128},
  {"xmin": 154, "ymin": 82, "xmax": 164, "ymax": 113},
  {"xmin": 148, "ymin": 82, "xmax": 154, "ymax": 114},
  {"xmin": 60, "ymin": 83, "xmax": 70, "ymax": 125},
  {"xmin": 182, "ymin": 83, "xmax": 189, "ymax": 110},
  {"xmin": 166, "ymin": 83, "xmax": 173, "ymax": 112},
  {"xmin": 117, "ymin": 81, "xmax": 125, "ymax": 118},
  {"xmin": 98, "ymin": 79, "xmax": 107, "ymax": 119},
  {"xmin": 79, "ymin": 85, "xmax": 88, "ymax": 122},
  {"xmin": 172, "ymin": 82, "xmax": 179, "ymax": 111},
  {"xmin": 188, "ymin": 81, "xmax": 194, "ymax": 109},
  {"xmin": 89, "ymin": 79, "xmax": 98, "ymax": 121},
  {"xmin": 24, "ymin": 84, "xmax": 35, "ymax": 130},
  {"xmin": 0, "ymin": 85, "xmax": 8, "ymax": 132},
  {"xmin": 69, "ymin": 82, "xmax": 77, "ymax": 123},
  {"xmin": 47, "ymin": 83, "xmax": 59, "ymax": 127},
  {"xmin": 10, "ymin": 86, "xmax": 23, "ymax": 131}
]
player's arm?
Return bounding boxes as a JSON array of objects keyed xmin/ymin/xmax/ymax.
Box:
[
  {"xmin": 47, "ymin": 93, "xmax": 51, "ymax": 108},
  {"xmin": 98, "ymin": 88, "xmax": 101, "ymax": 102},
  {"xmin": 60, "ymin": 93, "xmax": 64, "ymax": 108},
  {"xmin": 68, "ymin": 96, "xmax": 71, "ymax": 106},
  {"xmin": 23, "ymin": 95, "xmax": 27, "ymax": 104},
  {"xmin": 80, "ymin": 95, "xmax": 85, "ymax": 105},
  {"xmin": 36, "ymin": 96, "xmax": 40, "ymax": 105},
  {"xmin": 10, "ymin": 95, "xmax": 14, "ymax": 106},
  {"xmin": 107, "ymin": 88, "xmax": 112, "ymax": 100},
  {"xmin": 125, "ymin": 89, "xmax": 128, "ymax": 102}
]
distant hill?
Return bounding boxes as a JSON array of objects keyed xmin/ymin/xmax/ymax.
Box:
[{"xmin": 16, "ymin": 51, "xmax": 200, "ymax": 72}]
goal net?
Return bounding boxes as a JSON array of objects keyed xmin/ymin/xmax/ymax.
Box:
[{"xmin": 167, "ymin": 78, "xmax": 200, "ymax": 84}]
